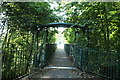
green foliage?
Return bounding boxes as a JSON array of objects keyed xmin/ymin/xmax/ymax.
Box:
[
  {"xmin": 63, "ymin": 2, "xmax": 120, "ymax": 79},
  {"xmin": 65, "ymin": 44, "xmax": 119, "ymax": 79},
  {"xmin": 62, "ymin": 2, "xmax": 120, "ymax": 52},
  {"xmin": 1, "ymin": 2, "xmax": 58, "ymax": 80}
]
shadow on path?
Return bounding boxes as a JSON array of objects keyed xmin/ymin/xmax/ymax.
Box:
[
  {"xmin": 47, "ymin": 48, "xmax": 74, "ymax": 67},
  {"xmin": 22, "ymin": 47, "xmax": 106, "ymax": 79}
]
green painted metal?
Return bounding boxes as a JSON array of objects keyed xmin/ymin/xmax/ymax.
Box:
[
  {"xmin": 64, "ymin": 44, "xmax": 119, "ymax": 80},
  {"xmin": 33, "ymin": 28, "xmax": 57, "ymax": 68},
  {"xmin": 2, "ymin": 47, "xmax": 33, "ymax": 80},
  {"xmin": 43, "ymin": 23, "xmax": 79, "ymax": 28},
  {"xmin": 2, "ymin": 26, "xmax": 57, "ymax": 80},
  {"xmin": 42, "ymin": 22, "xmax": 80, "ymax": 28}
]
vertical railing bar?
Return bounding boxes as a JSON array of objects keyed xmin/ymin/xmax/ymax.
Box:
[
  {"xmin": 17, "ymin": 48, "xmax": 19, "ymax": 77},
  {"xmin": 96, "ymin": 49, "xmax": 98, "ymax": 74},
  {"xmin": 21, "ymin": 49, "xmax": 23, "ymax": 75},
  {"xmin": 109, "ymin": 52, "xmax": 111, "ymax": 78},
  {"xmin": 14, "ymin": 48, "xmax": 17, "ymax": 79},
  {"xmin": 117, "ymin": 53, "xmax": 119, "ymax": 79},
  {"xmin": 8, "ymin": 48, "xmax": 10, "ymax": 79},
  {"xmin": 20, "ymin": 48, "xmax": 22, "ymax": 76},
  {"xmin": 8, "ymin": 48, "xmax": 11, "ymax": 80},
  {"xmin": 10, "ymin": 48, "xmax": 13, "ymax": 79},
  {"xmin": 107, "ymin": 52, "xmax": 109, "ymax": 78},
  {"xmin": 18, "ymin": 48, "xmax": 20, "ymax": 77},
  {"xmin": 80, "ymin": 47, "xmax": 82, "ymax": 70},
  {"xmin": 104, "ymin": 52, "xmax": 106, "ymax": 78},
  {"xmin": 6, "ymin": 49, "xmax": 8, "ymax": 80},
  {"xmin": 108, "ymin": 52, "xmax": 109, "ymax": 78},
  {"xmin": 9, "ymin": 48, "xmax": 12, "ymax": 80},
  {"xmin": 102, "ymin": 49, "xmax": 104, "ymax": 76},
  {"xmin": 23, "ymin": 48, "xmax": 25, "ymax": 75},
  {"xmin": 113, "ymin": 53, "xmax": 115, "ymax": 79},
  {"xmin": 25, "ymin": 49, "xmax": 27, "ymax": 74},
  {"xmin": 116, "ymin": 53, "xmax": 118, "ymax": 79}
]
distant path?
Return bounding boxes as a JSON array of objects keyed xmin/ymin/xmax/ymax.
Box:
[{"xmin": 47, "ymin": 48, "xmax": 74, "ymax": 67}]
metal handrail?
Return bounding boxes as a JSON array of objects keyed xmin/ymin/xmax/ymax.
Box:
[{"xmin": 64, "ymin": 44, "xmax": 120, "ymax": 80}]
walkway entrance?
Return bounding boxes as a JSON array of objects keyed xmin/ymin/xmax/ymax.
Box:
[
  {"xmin": 2, "ymin": 22, "xmax": 118, "ymax": 80},
  {"xmin": 22, "ymin": 47, "xmax": 105, "ymax": 79}
]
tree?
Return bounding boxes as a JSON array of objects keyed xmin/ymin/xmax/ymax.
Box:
[{"xmin": 1, "ymin": 2, "xmax": 58, "ymax": 80}]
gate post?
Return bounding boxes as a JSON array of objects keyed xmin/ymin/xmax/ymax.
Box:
[
  {"xmin": 33, "ymin": 31, "xmax": 38, "ymax": 67},
  {"xmin": 79, "ymin": 47, "xmax": 83, "ymax": 71}
]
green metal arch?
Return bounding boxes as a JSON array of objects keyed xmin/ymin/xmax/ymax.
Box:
[
  {"xmin": 43, "ymin": 22, "xmax": 80, "ymax": 28},
  {"xmin": 36, "ymin": 22, "xmax": 86, "ymax": 32}
]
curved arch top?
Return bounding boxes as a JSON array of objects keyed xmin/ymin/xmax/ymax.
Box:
[{"xmin": 43, "ymin": 22, "xmax": 80, "ymax": 28}]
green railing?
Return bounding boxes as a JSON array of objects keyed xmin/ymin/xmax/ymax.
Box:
[
  {"xmin": 2, "ymin": 47, "xmax": 34, "ymax": 80},
  {"xmin": 44, "ymin": 44, "xmax": 57, "ymax": 66},
  {"xmin": 2, "ymin": 44, "xmax": 57, "ymax": 80},
  {"xmin": 64, "ymin": 44, "xmax": 120, "ymax": 80},
  {"xmin": 34, "ymin": 44, "xmax": 57, "ymax": 67}
]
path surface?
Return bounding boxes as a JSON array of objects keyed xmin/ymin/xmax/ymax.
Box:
[
  {"xmin": 47, "ymin": 48, "xmax": 74, "ymax": 67},
  {"xmin": 23, "ymin": 48, "xmax": 106, "ymax": 80},
  {"xmin": 40, "ymin": 48, "xmax": 80, "ymax": 78}
]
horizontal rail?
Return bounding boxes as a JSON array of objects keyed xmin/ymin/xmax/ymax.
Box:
[
  {"xmin": 64, "ymin": 44, "xmax": 120, "ymax": 80},
  {"xmin": 2, "ymin": 48, "xmax": 34, "ymax": 80},
  {"xmin": 2, "ymin": 44, "xmax": 57, "ymax": 80}
]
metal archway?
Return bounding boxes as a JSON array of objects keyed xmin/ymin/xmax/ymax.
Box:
[
  {"xmin": 43, "ymin": 22, "xmax": 80, "ymax": 28},
  {"xmin": 36, "ymin": 22, "xmax": 86, "ymax": 32},
  {"xmin": 33, "ymin": 22, "xmax": 87, "ymax": 67}
]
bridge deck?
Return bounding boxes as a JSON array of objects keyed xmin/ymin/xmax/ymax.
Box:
[{"xmin": 22, "ymin": 47, "xmax": 106, "ymax": 79}]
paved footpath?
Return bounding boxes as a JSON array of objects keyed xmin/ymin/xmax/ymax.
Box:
[
  {"xmin": 47, "ymin": 47, "xmax": 74, "ymax": 67},
  {"xmin": 23, "ymin": 48, "xmax": 106, "ymax": 80}
]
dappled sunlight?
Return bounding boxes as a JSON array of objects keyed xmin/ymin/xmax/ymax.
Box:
[
  {"xmin": 44, "ymin": 66, "xmax": 78, "ymax": 70},
  {"xmin": 57, "ymin": 43, "xmax": 64, "ymax": 49},
  {"xmin": 56, "ymin": 27, "xmax": 66, "ymax": 49},
  {"xmin": 2, "ymin": 2, "xmax": 120, "ymax": 80}
]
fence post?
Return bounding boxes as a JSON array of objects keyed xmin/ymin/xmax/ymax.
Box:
[
  {"xmin": 79, "ymin": 47, "xmax": 83, "ymax": 71},
  {"xmin": 117, "ymin": 48, "xmax": 120, "ymax": 79}
]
